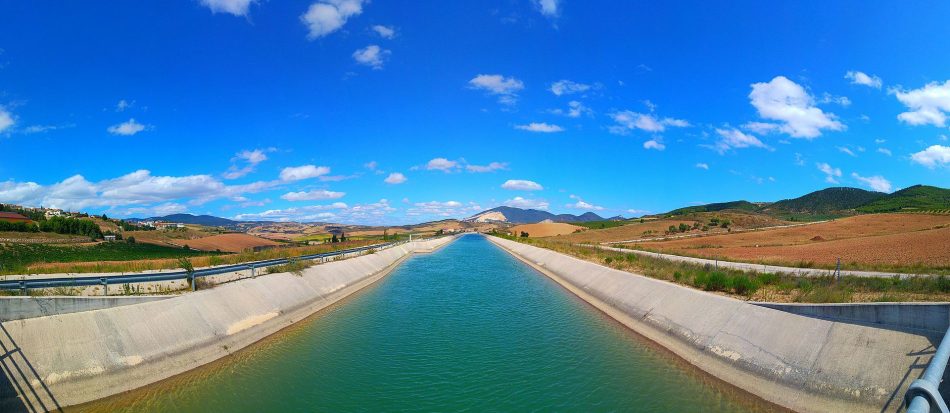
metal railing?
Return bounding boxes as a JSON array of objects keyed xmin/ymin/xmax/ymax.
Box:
[
  {"xmin": 0, "ymin": 240, "xmax": 409, "ymax": 294},
  {"xmin": 906, "ymin": 327, "xmax": 950, "ymax": 413}
]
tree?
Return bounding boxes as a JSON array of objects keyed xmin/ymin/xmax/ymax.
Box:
[
  {"xmin": 520, "ymin": 231, "xmax": 529, "ymax": 238},
  {"xmin": 382, "ymin": 229, "xmax": 389, "ymax": 240},
  {"xmin": 678, "ymin": 223, "xmax": 689, "ymax": 232},
  {"xmin": 668, "ymin": 225, "xmax": 677, "ymax": 234},
  {"xmin": 126, "ymin": 236, "xmax": 136, "ymax": 244},
  {"xmin": 340, "ymin": 232, "xmax": 347, "ymax": 242},
  {"xmin": 178, "ymin": 258, "xmax": 196, "ymax": 291},
  {"xmin": 331, "ymin": 234, "xmax": 339, "ymax": 243}
]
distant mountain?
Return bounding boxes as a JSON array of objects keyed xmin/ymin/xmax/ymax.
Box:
[
  {"xmin": 134, "ymin": 213, "xmax": 238, "ymax": 227},
  {"xmin": 657, "ymin": 185, "xmax": 949, "ymax": 221},
  {"xmin": 667, "ymin": 200, "xmax": 761, "ymax": 216},
  {"xmin": 464, "ymin": 206, "xmax": 604, "ymax": 224},
  {"xmin": 763, "ymin": 187, "xmax": 886, "ymax": 215},
  {"xmin": 856, "ymin": 185, "xmax": 950, "ymax": 213}
]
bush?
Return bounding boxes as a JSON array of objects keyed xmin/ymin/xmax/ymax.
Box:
[{"xmin": 730, "ymin": 275, "xmax": 759, "ymax": 296}]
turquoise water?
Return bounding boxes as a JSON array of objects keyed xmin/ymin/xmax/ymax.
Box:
[{"xmin": 75, "ymin": 234, "xmax": 776, "ymax": 412}]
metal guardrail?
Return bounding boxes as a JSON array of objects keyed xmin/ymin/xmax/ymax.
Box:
[
  {"xmin": 0, "ymin": 241, "xmax": 408, "ymax": 293},
  {"xmin": 906, "ymin": 327, "xmax": 950, "ymax": 413}
]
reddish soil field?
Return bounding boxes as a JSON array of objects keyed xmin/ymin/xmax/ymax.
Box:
[
  {"xmin": 633, "ymin": 214, "xmax": 950, "ymax": 269},
  {"xmin": 510, "ymin": 223, "xmax": 585, "ymax": 237},
  {"xmin": 175, "ymin": 233, "xmax": 280, "ymax": 252}
]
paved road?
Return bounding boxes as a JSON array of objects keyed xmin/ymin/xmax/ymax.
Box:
[{"xmin": 589, "ymin": 244, "xmax": 940, "ymax": 279}]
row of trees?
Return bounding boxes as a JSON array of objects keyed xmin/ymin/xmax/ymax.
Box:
[{"xmin": 39, "ymin": 216, "xmax": 104, "ymax": 239}]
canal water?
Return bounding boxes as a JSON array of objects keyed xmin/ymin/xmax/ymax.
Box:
[{"xmin": 74, "ymin": 234, "xmax": 776, "ymax": 412}]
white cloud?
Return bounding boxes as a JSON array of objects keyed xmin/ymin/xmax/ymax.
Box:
[
  {"xmin": 820, "ymin": 93, "xmax": 852, "ymax": 107},
  {"xmin": 107, "ymin": 118, "xmax": 148, "ymax": 136},
  {"xmin": 384, "ymin": 172, "xmax": 407, "ymax": 184},
  {"xmin": 877, "ymin": 148, "xmax": 892, "ymax": 156},
  {"xmin": 695, "ymin": 163, "xmax": 709, "ymax": 170},
  {"xmin": 742, "ymin": 121, "xmax": 779, "ymax": 135},
  {"xmin": 281, "ymin": 189, "xmax": 346, "ymax": 201},
  {"xmin": 845, "ymin": 71, "xmax": 882, "ymax": 89},
  {"xmin": 200, "ymin": 0, "xmax": 258, "ymax": 16},
  {"xmin": 468, "ymin": 74, "xmax": 524, "ymax": 105},
  {"xmin": 352, "ymin": 45, "xmax": 390, "ymax": 69},
  {"xmin": 851, "ymin": 173, "xmax": 892, "ymax": 192},
  {"xmin": 535, "ymin": 0, "xmax": 560, "ymax": 17},
  {"xmin": 115, "ymin": 99, "xmax": 133, "ymax": 112},
  {"xmin": 515, "ymin": 122, "xmax": 564, "ymax": 133},
  {"xmin": 234, "ymin": 202, "xmax": 349, "ymax": 222},
  {"xmin": 372, "ymin": 25, "xmax": 395, "ymax": 39},
  {"xmin": 465, "ymin": 162, "xmax": 507, "ymax": 173},
  {"xmin": 643, "ymin": 139, "xmax": 665, "ymax": 151},
  {"xmin": 608, "ymin": 111, "xmax": 689, "ymax": 135},
  {"xmin": 425, "ymin": 158, "xmax": 459, "ymax": 172},
  {"xmin": 816, "ymin": 162, "xmax": 842, "ymax": 184},
  {"xmin": 0, "ymin": 107, "xmax": 14, "ymax": 133},
  {"xmin": 910, "ymin": 145, "xmax": 950, "ymax": 168},
  {"xmin": 892, "ymin": 80, "xmax": 950, "ymax": 127},
  {"xmin": 364, "ymin": 161, "xmax": 378, "ymax": 170},
  {"xmin": 300, "ymin": 0, "xmax": 364, "ymax": 40},
  {"xmin": 0, "ymin": 170, "xmax": 279, "ymax": 211},
  {"xmin": 549, "ymin": 80, "xmax": 590, "ymax": 96},
  {"xmin": 567, "ymin": 194, "xmax": 604, "ymax": 211},
  {"xmin": 279, "ymin": 165, "xmax": 331, "ymax": 181},
  {"xmin": 223, "ymin": 148, "xmax": 272, "ymax": 179},
  {"xmin": 501, "ymin": 179, "xmax": 543, "ymax": 191},
  {"xmin": 549, "ymin": 100, "xmax": 592, "ymax": 118},
  {"xmin": 119, "ymin": 202, "xmax": 188, "ymax": 217},
  {"xmin": 748, "ymin": 76, "xmax": 845, "ymax": 139},
  {"xmin": 838, "ymin": 146, "xmax": 857, "ymax": 157},
  {"xmin": 710, "ymin": 128, "xmax": 769, "ymax": 154},
  {"xmin": 503, "ymin": 196, "xmax": 549, "ymax": 210},
  {"xmin": 407, "ymin": 200, "xmax": 481, "ymax": 218},
  {"xmin": 875, "ymin": 138, "xmax": 887, "ymax": 144}
]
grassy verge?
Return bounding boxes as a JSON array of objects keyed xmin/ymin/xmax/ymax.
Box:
[
  {"xmin": 496, "ymin": 234, "xmax": 950, "ymax": 303},
  {"xmin": 621, "ymin": 244, "xmax": 950, "ymax": 276},
  {"xmin": 0, "ymin": 239, "xmax": 377, "ymax": 276}
]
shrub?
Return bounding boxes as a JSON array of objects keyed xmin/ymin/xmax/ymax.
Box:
[{"xmin": 730, "ymin": 275, "xmax": 759, "ymax": 296}]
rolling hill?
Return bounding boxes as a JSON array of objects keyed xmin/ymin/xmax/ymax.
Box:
[
  {"xmin": 659, "ymin": 185, "xmax": 948, "ymax": 220},
  {"xmin": 856, "ymin": 185, "xmax": 950, "ymax": 213},
  {"xmin": 134, "ymin": 214, "xmax": 238, "ymax": 227},
  {"xmin": 464, "ymin": 206, "xmax": 605, "ymax": 224}
]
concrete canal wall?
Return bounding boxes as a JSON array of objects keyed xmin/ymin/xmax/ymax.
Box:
[
  {"xmin": 0, "ymin": 296, "xmax": 172, "ymax": 322},
  {"xmin": 0, "ymin": 236, "xmax": 456, "ymax": 412},
  {"xmin": 488, "ymin": 236, "xmax": 937, "ymax": 413}
]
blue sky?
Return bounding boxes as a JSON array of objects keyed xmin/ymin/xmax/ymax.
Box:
[{"xmin": 1, "ymin": 0, "xmax": 949, "ymax": 225}]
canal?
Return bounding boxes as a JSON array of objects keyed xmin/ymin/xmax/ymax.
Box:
[{"xmin": 73, "ymin": 234, "xmax": 777, "ymax": 412}]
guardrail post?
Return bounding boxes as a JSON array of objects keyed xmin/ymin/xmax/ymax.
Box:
[
  {"xmin": 101, "ymin": 277, "xmax": 108, "ymax": 296},
  {"xmin": 19, "ymin": 280, "xmax": 25, "ymax": 296}
]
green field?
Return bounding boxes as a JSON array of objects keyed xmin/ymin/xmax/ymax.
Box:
[
  {"xmin": 571, "ymin": 220, "xmax": 630, "ymax": 230},
  {"xmin": 0, "ymin": 242, "xmax": 217, "ymax": 273}
]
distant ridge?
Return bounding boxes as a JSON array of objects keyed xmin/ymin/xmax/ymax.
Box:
[
  {"xmin": 131, "ymin": 213, "xmax": 238, "ymax": 227},
  {"xmin": 464, "ymin": 206, "xmax": 604, "ymax": 224},
  {"xmin": 856, "ymin": 185, "xmax": 950, "ymax": 212},
  {"xmin": 658, "ymin": 185, "xmax": 949, "ymax": 220}
]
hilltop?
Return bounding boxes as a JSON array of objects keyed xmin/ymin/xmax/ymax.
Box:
[
  {"xmin": 464, "ymin": 206, "xmax": 604, "ymax": 224},
  {"xmin": 658, "ymin": 185, "xmax": 948, "ymax": 221}
]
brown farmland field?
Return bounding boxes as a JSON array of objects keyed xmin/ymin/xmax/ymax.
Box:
[
  {"xmin": 509, "ymin": 222, "xmax": 585, "ymax": 237},
  {"xmin": 173, "ymin": 233, "xmax": 280, "ymax": 252},
  {"xmin": 630, "ymin": 214, "xmax": 950, "ymax": 271}
]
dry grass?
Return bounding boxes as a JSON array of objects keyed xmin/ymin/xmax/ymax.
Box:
[
  {"xmin": 629, "ymin": 214, "xmax": 950, "ymax": 273},
  {"xmin": 502, "ymin": 235, "xmax": 950, "ymax": 303},
  {"xmin": 18, "ymin": 240, "xmax": 377, "ymax": 275},
  {"xmin": 509, "ymin": 222, "xmax": 585, "ymax": 237}
]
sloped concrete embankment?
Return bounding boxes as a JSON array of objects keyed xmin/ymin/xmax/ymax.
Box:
[
  {"xmin": 488, "ymin": 236, "xmax": 936, "ymax": 413},
  {"xmin": 0, "ymin": 296, "xmax": 172, "ymax": 322},
  {"xmin": 0, "ymin": 236, "xmax": 456, "ymax": 412}
]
